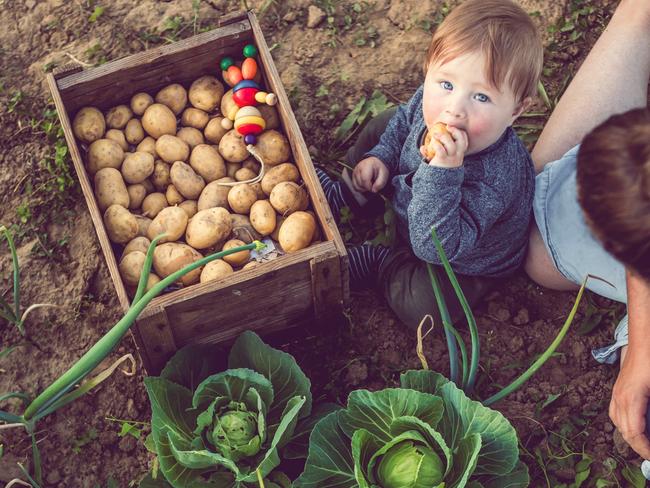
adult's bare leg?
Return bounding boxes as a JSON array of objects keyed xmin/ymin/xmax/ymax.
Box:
[
  {"xmin": 526, "ymin": 0, "xmax": 650, "ymax": 289},
  {"xmin": 532, "ymin": 0, "xmax": 650, "ymax": 172}
]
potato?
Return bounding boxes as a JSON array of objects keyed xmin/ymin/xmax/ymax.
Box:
[
  {"xmin": 170, "ymin": 161, "xmax": 205, "ymax": 199},
  {"xmin": 270, "ymin": 181, "xmax": 307, "ymax": 215},
  {"xmin": 136, "ymin": 136, "xmax": 156, "ymax": 156},
  {"xmin": 147, "ymin": 205, "xmax": 189, "ymax": 243},
  {"xmin": 123, "ymin": 236, "xmax": 151, "ymax": 257},
  {"xmin": 258, "ymin": 104, "xmax": 280, "ymax": 131},
  {"xmin": 155, "ymin": 134, "xmax": 190, "ymax": 164},
  {"xmin": 220, "ymin": 89, "xmax": 239, "ymax": 121},
  {"xmin": 226, "ymin": 162, "xmax": 241, "ymax": 179},
  {"xmin": 235, "ymin": 167, "xmax": 257, "ymax": 182},
  {"xmin": 124, "ymin": 118, "xmax": 145, "ymax": 145},
  {"xmin": 127, "ymin": 183, "xmax": 147, "ymax": 210},
  {"xmin": 242, "ymin": 158, "xmax": 261, "ymax": 173},
  {"xmin": 153, "ymin": 243, "xmax": 203, "ymax": 286},
  {"xmin": 73, "ymin": 107, "xmax": 105, "ymax": 144},
  {"xmin": 181, "ymin": 108, "xmax": 209, "ymax": 129},
  {"xmin": 106, "ymin": 105, "xmax": 133, "ymax": 129},
  {"xmin": 151, "ymin": 160, "xmax": 171, "ymax": 191},
  {"xmin": 218, "ymin": 129, "xmax": 249, "ymax": 163},
  {"xmin": 186, "ymin": 207, "xmax": 232, "ymax": 249},
  {"xmin": 278, "ymin": 211, "xmax": 316, "ymax": 252},
  {"xmin": 122, "ymin": 151, "xmax": 155, "ymax": 184},
  {"xmin": 119, "ymin": 250, "xmax": 146, "ymax": 286},
  {"xmin": 141, "ymin": 178, "xmax": 155, "ymax": 194},
  {"xmin": 104, "ymin": 204, "xmax": 138, "ymax": 244},
  {"xmin": 250, "ymin": 181, "xmax": 266, "ymax": 200},
  {"xmin": 142, "ymin": 192, "xmax": 168, "ymax": 218},
  {"xmin": 249, "ymin": 199, "xmax": 276, "ymax": 236},
  {"xmin": 200, "ymin": 259, "xmax": 234, "ymax": 283},
  {"xmin": 242, "ymin": 261, "xmax": 258, "ymax": 270},
  {"xmin": 306, "ymin": 210, "xmax": 322, "ymax": 243},
  {"xmin": 134, "ymin": 215, "xmax": 152, "ymax": 237},
  {"xmin": 177, "ymin": 127, "xmax": 204, "ymax": 149},
  {"xmin": 155, "ymin": 83, "xmax": 187, "ymax": 115},
  {"xmin": 178, "ymin": 200, "xmax": 198, "ymax": 218},
  {"xmin": 95, "ymin": 168, "xmax": 130, "ymax": 211},
  {"xmin": 230, "ymin": 214, "xmax": 262, "ymax": 244},
  {"xmin": 204, "ymin": 116, "xmax": 228, "ymax": 144},
  {"xmin": 228, "ymin": 184, "xmax": 257, "ymax": 214},
  {"xmin": 270, "ymin": 214, "xmax": 285, "ymax": 241},
  {"xmin": 142, "ymin": 103, "xmax": 177, "ymax": 139},
  {"xmin": 222, "ymin": 239, "xmax": 250, "ymax": 267},
  {"xmin": 261, "ymin": 163, "xmax": 300, "ymax": 195},
  {"xmin": 130, "ymin": 92, "xmax": 154, "ymax": 116},
  {"xmin": 165, "ymin": 184, "xmax": 184, "ymax": 205},
  {"xmin": 197, "ymin": 178, "xmax": 232, "ymax": 211},
  {"xmin": 189, "ymin": 76, "xmax": 224, "ymax": 112},
  {"xmin": 254, "ymin": 130, "xmax": 290, "ymax": 166},
  {"xmin": 105, "ymin": 129, "xmax": 128, "ymax": 151},
  {"xmin": 87, "ymin": 138, "xmax": 124, "ymax": 175},
  {"xmin": 190, "ymin": 144, "xmax": 226, "ymax": 183}
]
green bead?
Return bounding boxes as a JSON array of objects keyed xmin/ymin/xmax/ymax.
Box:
[
  {"xmin": 243, "ymin": 44, "xmax": 257, "ymax": 58},
  {"xmin": 220, "ymin": 57, "xmax": 234, "ymax": 71}
]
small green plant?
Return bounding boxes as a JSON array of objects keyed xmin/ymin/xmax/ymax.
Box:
[
  {"xmin": 7, "ymin": 90, "xmax": 24, "ymax": 113},
  {"xmin": 88, "ymin": 5, "xmax": 105, "ymax": 23},
  {"xmin": 0, "ymin": 226, "xmax": 60, "ymax": 336},
  {"xmin": 426, "ymin": 226, "xmax": 589, "ymax": 404}
]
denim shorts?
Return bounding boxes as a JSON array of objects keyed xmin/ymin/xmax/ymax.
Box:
[{"xmin": 533, "ymin": 145, "xmax": 628, "ymax": 364}]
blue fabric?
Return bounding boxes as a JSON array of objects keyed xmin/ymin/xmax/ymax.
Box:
[
  {"xmin": 365, "ymin": 85, "xmax": 535, "ymax": 278},
  {"xmin": 532, "ymin": 145, "xmax": 629, "ymax": 364}
]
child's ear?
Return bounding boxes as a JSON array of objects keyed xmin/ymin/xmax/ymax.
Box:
[{"xmin": 511, "ymin": 97, "xmax": 532, "ymax": 121}]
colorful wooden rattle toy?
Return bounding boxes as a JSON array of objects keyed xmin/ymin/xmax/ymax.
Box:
[{"xmin": 220, "ymin": 44, "xmax": 277, "ymax": 145}]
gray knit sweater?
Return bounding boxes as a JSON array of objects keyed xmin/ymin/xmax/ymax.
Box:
[{"xmin": 366, "ymin": 86, "xmax": 535, "ymax": 277}]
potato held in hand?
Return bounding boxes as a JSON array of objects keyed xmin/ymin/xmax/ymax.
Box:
[
  {"xmin": 278, "ymin": 211, "xmax": 316, "ymax": 253},
  {"xmin": 422, "ymin": 122, "xmax": 450, "ymax": 159}
]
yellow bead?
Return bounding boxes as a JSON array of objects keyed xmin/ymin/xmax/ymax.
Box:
[
  {"xmin": 255, "ymin": 92, "xmax": 268, "ymax": 103},
  {"xmin": 234, "ymin": 116, "xmax": 266, "ymax": 130}
]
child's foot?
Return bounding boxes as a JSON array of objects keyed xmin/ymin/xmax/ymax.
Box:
[
  {"xmin": 348, "ymin": 244, "xmax": 392, "ymax": 290},
  {"xmin": 315, "ymin": 167, "xmax": 351, "ymax": 221}
]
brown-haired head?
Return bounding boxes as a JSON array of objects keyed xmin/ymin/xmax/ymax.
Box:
[
  {"xmin": 577, "ymin": 108, "xmax": 650, "ymax": 280},
  {"xmin": 425, "ymin": 0, "xmax": 543, "ymax": 103}
]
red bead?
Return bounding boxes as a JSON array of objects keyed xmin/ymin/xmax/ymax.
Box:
[
  {"xmin": 237, "ymin": 123, "xmax": 264, "ymax": 136},
  {"xmin": 233, "ymin": 87, "xmax": 258, "ymax": 107}
]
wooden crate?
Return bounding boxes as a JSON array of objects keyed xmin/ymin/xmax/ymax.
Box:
[{"xmin": 47, "ymin": 11, "xmax": 349, "ymax": 374}]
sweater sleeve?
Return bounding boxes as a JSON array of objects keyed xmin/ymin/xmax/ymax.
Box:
[
  {"xmin": 406, "ymin": 162, "xmax": 507, "ymax": 264},
  {"xmin": 365, "ymin": 86, "xmax": 423, "ymax": 174}
]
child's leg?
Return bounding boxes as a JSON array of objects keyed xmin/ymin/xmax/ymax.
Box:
[
  {"xmin": 378, "ymin": 248, "xmax": 500, "ymax": 329},
  {"xmin": 317, "ymin": 108, "xmax": 398, "ymax": 290},
  {"xmin": 532, "ymin": 0, "xmax": 650, "ymax": 172}
]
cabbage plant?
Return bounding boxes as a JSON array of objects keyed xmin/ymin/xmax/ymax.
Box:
[
  {"xmin": 144, "ymin": 331, "xmax": 312, "ymax": 487},
  {"xmin": 295, "ymin": 370, "xmax": 529, "ymax": 488}
]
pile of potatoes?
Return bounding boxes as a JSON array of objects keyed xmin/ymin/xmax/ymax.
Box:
[{"xmin": 72, "ymin": 74, "xmax": 320, "ymax": 296}]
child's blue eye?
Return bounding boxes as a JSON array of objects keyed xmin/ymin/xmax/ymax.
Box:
[
  {"xmin": 440, "ymin": 81, "xmax": 453, "ymax": 91},
  {"xmin": 474, "ymin": 93, "xmax": 490, "ymax": 103}
]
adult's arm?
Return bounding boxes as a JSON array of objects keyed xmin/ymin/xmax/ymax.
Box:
[{"xmin": 609, "ymin": 269, "xmax": 650, "ymax": 459}]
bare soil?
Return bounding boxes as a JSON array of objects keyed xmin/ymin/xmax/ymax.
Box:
[{"xmin": 0, "ymin": 0, "xmax": 643, "ymax": 486}]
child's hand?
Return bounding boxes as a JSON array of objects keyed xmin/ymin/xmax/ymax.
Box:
[
  {"xmin": 420, "ymin": 126, "xmax": 468, "ymax": 168},
  {"xmin": 352, "ymin": 157, "xmax": 389, "ymax": 193}
]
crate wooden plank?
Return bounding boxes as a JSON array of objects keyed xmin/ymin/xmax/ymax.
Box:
[
  {"xmin": 249, "ymin": 11, "xmax": 350, "ymax": 304},
  {"xmin": 310, "ymin": 248, "xmax": 343, "ymax": 319},
  {"xmin": 57, "ymin": 21, "xmax": 252, "ymax": 113},
  {"xmin": 134, "ymin": 307, "xmax": 176, "ymax": 372},
  {"xmin": 47, "ymin": 73, "xmax": 132, "ymax": 312}
]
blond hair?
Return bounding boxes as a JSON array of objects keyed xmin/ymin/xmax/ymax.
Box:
[{"xmin": 425, "ymin": 0, "xmax": 543, "ymax": 102}]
